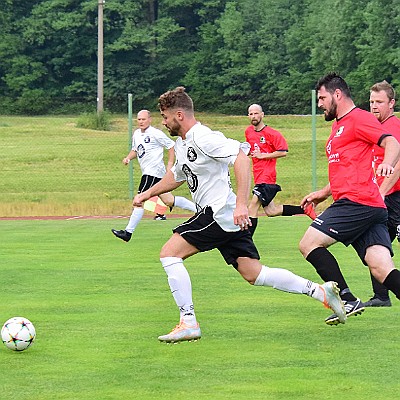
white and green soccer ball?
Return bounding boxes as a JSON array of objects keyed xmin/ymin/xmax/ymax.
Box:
[{"xmin": 1, "ymin": 317, "xmax": 36, "ymax": 351}]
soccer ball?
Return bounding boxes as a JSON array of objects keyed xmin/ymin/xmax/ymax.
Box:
[{"xmin": 1, "ymin": 317, "xmax": 36, "ymax": 351}]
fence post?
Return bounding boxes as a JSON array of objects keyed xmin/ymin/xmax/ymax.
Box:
[
  {"xmin": 311, "ymin": 89, "xmax": 317, "ymax": 191},
  {"xmin": 128, "ymin": 94, "xmax": 134, "ymax": 199}
]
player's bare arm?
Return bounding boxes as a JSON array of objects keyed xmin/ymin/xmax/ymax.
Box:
[
  {"xmin": 133, "ymin": 170, "xmax": 183, "ymax": 207},
  {"xmin": 233, "ymin": 149, "xmax": 252, "ymax": 230},
  {"xmin": 166, "ymin": 147, "xmax": 175, "ymax": 171},
  {"xmin": 379, "ymin": 159, "xmax": 400, "ymax": 197},
  {"xmin": 122, "ymin": 150, "xmax": 137, "ymax": 165},
  {"xmin": 251, "ymin": 149, "xmax": 287, "ymax": 160},
  {"xmin": 377, "ymin": 135, "xmax": 400, "ymax": 177},
  {"xmin": 301, "ymin": 184, "xmax": 331, "ymax": 208}
]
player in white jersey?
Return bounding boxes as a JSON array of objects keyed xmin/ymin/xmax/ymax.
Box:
[
  {"xmin": 133, "ymin": 88, "xmax": 345, "ymax": 343},
  {"xmin": 173, "ymin": 124, "xmax": 240, "ymax": 231},
  {"xmin": 111, "ymin": 109, "xmax": 196, "ymax": 242}
]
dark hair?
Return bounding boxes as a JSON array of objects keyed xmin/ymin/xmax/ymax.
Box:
[
  {"xmin": 315, "ymin": 72, "xmax": 351, "ymax": 98},
  {"xmin": 158, "ymin": 86, "xmax": 194, "ymax": 112},
  {"xmin": 370, "ymin": 80, "xmax": 396, "ymax": 101}
]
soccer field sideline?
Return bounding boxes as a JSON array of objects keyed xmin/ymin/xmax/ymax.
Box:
[
  {"xmin": 0, "ymin": 213, "xmax": 192, "ymax": 221},
  {"xmin": 0, "ymin": 213, "xmax": 313, "ymax": 221}
]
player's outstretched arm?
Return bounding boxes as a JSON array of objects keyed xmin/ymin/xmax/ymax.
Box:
[
  {"xmin": 233, "ymin": 150, "xmax": 252, "ymax": 230},
  {"xmin": 377, "ymin": 136, "xmax": 400, "ymax": 177},
  {"xmin": 380, "ymin": 159, "xmax": 400, "ymax": 197},
  {"xmin": 122, "ymin": 150, "xmax": 137, "ymax": 165}
]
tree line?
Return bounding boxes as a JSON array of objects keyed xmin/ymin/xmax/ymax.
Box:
[{"xmin": 1, "ymin": 0, "xmax": 399, "ymax": 115}]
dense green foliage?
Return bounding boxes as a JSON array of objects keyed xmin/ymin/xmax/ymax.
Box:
[{"xmin": 1, "ymin": 0, "xmax": 399, "ymax": 114}]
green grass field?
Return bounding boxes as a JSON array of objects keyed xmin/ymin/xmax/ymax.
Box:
[
  {"xmin": 1, "ymin": 216, "xmax": 400, "ymax": 399},
  {"xmin": 0, "ymin": 113, "xmax": 331, "ymax": 217}
]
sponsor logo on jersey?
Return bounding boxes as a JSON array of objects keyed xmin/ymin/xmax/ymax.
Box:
[
  {"xmin": 334, "ymin": 126, "xmax": 344, "ymax": 137},
  {"xmin": 327, "ymin": 140, "xmax": 340, "ymax": 163},
  {"xmin": 182, "ymin": 164, "xmax": 198, "ymax": 192},
  {"xmin": 187, "ymin": 147, "xmax": 197, "ymax": 162},
  {"xmin": 326, "ymin": 140, "xmax": 332, "ymax": 154},
  {"xmin": 137, "ymin": 144, "xmax": 145, "ymax": 158}
]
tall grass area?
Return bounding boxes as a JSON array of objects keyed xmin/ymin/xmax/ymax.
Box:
[
  {"xmin": 0, "ymin": 113, "xmax": 331, "ymax": 217},
  {"xmin": 1, "ymin": 217, "xmax": 399, "ymax": 399}
]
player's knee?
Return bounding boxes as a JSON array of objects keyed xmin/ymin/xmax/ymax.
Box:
[
  {"xmin": 263, "ymin": 204, "xmax": 280, "ymax": 217},
  {"xmin": 264, "ymin": 208, "xmax": 276, "ymax": 217},
  {"xmin": 160, "ymin": 245, "xmax": 171, "ymax": 259},
  {"xmin": 237, "ymin": 260, "xmax": 260, "ymax": 285},
  {"xmin": 160, "ymin": 197, "xmax": 174, "ymax": 207},
  {"xmin": 298, "ymin": 239, "xmax": 309, "ymax": 257},
  {"xmin": 240, "ymin": 274, "xmax": 256, "ymax": 285}
]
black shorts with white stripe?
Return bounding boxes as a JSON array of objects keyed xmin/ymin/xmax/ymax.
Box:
[{"xmin": 173, "ymin": 206, "xmax": 260, "ymax": 268}]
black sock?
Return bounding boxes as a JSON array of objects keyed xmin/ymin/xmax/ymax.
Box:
[
  {"xmin": 383, "ymin": 269, "xmax": 400, "ymax": 300},
  {"xmin": 306, "ymin": 247, "xmax": 357, "ymax": 302},
  {"xmin": 370, "ymin": 272, "xmax": 390, "ymax": 300},
  {"xmin": 282, "ymin": 205, "xmax": 304, "ymax": 216},
  {"xmin": 248, "ymin": 217, "xmax": 258, "ymax": 237},
  {"xmin": 388, "ymin": 226, "xmax": 397, "ymax": 242}
]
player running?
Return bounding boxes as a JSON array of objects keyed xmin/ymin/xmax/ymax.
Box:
[
  {"xmin": 364, "ymin": 80, "xmax": 400, "ymax": 307},
  {"xmin": 133, "ymin": 86, "xmax": 345, "ymax": 343},
  {"xmin": 111, "ymin": 110, "xmax": 196, "ymax": 242},
  {"xmin": 299, "ymin": 73, "xmax": 400, "ymax": 325},
  {"xmin": 245, "ymin": 104, "xmax": 316, "ymax": 236}
]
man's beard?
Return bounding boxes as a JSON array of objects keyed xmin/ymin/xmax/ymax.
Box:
[
  {"xmin": 324, "ymin": 102, "xmax": 337, "ymax": 121},
  {"xmin": 166, "ymin": 118, "xmax": 180, "ymax": 136}
]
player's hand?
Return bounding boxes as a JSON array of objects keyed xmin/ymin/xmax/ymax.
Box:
[
  {"xmin": 301, "ymin": 185, "xmax": 331, "ymax": 208},
  {"xmin": 133, "ymin": 193, "xmax": 147, "ymax": 207},
  {"xmin": 376, "ymin": 163, "xmax": 395, "ymax": 177},
  {"xmin": 122, "ymin": 157, "xmax": 131, "ymax": 165},
  {"xmin": 300, "ymin": 192, "xmax": 315, "ymax": 208},
  {"xmin": 251, "ymin": 147, "xmax": 263, "ymax": 159},
  {"xmin": 234, "ymin": 204, "xmax": 252, "ymax": 231},
  {"xmin": 300, "ymin": 191, "xmax": 323, "ymax": 208}
]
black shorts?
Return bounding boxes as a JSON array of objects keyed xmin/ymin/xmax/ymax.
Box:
[
  {"xmin": 252, "ymin": 183, "xmax": 282, "ymax": 208},
  {"xmin": 138, "ymin": 175, "xmax": 161, "ymax": 194},
  {"xmin": 311, "ymin": 198, "xmax": 393, "ymax": 264},
  {"xmin": 385, "ymin": 191, "xmax": 400, "ymax": 230},
  {"xmin": 173, "ymin": 207, "xmax": 260, "ymax": 268}
]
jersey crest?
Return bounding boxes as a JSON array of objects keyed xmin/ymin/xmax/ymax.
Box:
[
  {"xmin": 137, "ymin": 144, "xmax": 145, "ymax": 158},
  {"xmin": 182, "ymin": 164, "xmax": 198, "ymax": 193},
  {"xmin": 260, "ymin": 136, "xmax": 266, "ymax": 144},
  {"xmin": 187, "ymin": 147, "xmax": 197, "ymax": 162},
  {"xmin": 334, "ymin": 126, "xmax": 344, "ymax": 137},
  {"xmin": 144, "ymin": 136, "xmax": 151, "ymax": 143}
]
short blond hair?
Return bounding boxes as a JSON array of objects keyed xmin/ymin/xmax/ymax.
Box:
[{"xmin": 370, "ymin": 80, "xmax": 395, "ymax": 101}]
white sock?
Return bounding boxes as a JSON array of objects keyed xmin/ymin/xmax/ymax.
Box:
[
  {"xmin": 254, "ymin": 265, "xmax": 319, "ymax": 296},
  {"xmin": 160, "ymin": 257, "xmax": 197, "ymax": 325},
  {"xmin": 125, "ymin": 207, "xmax": 145, "ymax": 233},
  {"xmin": 307, "ymin": 283, "xmax": 326, "ymax": 303},
  {"xmin": 173, "ymin": 196, "xmax": 197, "ymax": 213}
]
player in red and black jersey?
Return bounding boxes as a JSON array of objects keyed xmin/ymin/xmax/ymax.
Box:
[
  {"xmin": 245, "ymin": 104, "xmax": 316, "ymax": 235},
  {"xmin": 299, "ymin": 72, "xmax": 400, "ymax": 325},
  {"xmin": 364, "ymin": 80, "xmax": 400, "ymax": 307}
]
